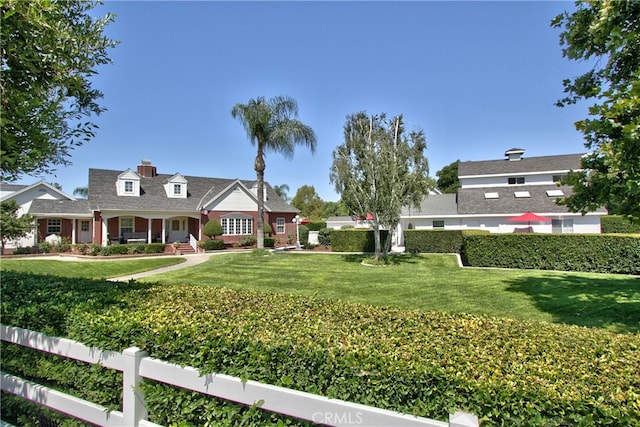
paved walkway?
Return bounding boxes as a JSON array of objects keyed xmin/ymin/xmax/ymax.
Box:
[{"xmin": 107, "ymin": 253, "xmax": 212, "ymax": 282}]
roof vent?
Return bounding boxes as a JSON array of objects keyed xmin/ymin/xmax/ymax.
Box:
[{"xmin": 505, "ymin": 148, "xmax": 525, "ymax": 161}]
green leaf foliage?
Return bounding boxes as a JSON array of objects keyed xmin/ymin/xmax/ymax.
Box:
[
  {"xmin": 601, "ymin": 215, "xmax": 640, "ymax": 234},
  {"xmin": 331, "ymin": 229, "xmax": 389, "ymax": 252},
  {"xmin": 2, "ymin": 271, "xmax": 639, "ymax": 425},
  {"xmin": 463, "ymin": 234, "xmax": 640, "ymax": 275},
  {"xmin": 201, "ymin": 239, "xmax": 225, "ymax": 250},
  {"xmin": 203, "ymin": 219, "xmax": 223, "ymax": 238}
]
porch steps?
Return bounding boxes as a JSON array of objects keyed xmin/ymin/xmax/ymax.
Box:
[{"xmin": 176, "ymin": 243, "xmax": 196, "ymax": 255}]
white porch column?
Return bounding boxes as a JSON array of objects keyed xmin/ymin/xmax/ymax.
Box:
[
  {"xmin": 162, "ymin": 218, "xmax": 167, "ymax": 244},
  {"xmin": 101, "ymin": 217, "xmax": 109, "ymax": 246},
  {"xmin": 147, "ymin": 218, "xmax": 152, "ymax": 243},
  {"xmin": 71, "ymin": 219, "xmax": 77, "ymax": 245}
]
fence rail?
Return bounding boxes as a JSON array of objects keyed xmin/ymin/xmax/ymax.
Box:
[{"xmin": 1, "ymin": 324, "xmax": 479, "ymax": 427}]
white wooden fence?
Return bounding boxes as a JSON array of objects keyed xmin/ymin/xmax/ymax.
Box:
[{"xmin": 1, "ymin": 325, "xmax": 479, "ymax": 427}]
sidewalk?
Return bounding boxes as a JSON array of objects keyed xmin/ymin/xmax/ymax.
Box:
[{"xmin": 107, "ymin": 253, "xmax": 212, "ymax": 282}]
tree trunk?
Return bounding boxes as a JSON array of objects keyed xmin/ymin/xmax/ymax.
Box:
[
  {"xmin": 373, "ymin": 219, "xmax": 382, "ymax": 261},
  {"xmin": 255, "ymin": 149, "xmax": 266, "ymax": 250}
]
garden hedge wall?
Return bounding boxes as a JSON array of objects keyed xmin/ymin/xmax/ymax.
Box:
[
  {"xmin": 601, "ymin": 215, "xmax": 640, "ymax": 234},
  {"xmin": 2, "ymin": 271, "xmax": 639, "ymax": 426},
  {"xmin": 463, "ymin": 234, "xmax": 640, "ymax": 275},
  {"xmin": 331, "ymin": 229, "xmax": 389, "ymax": 252},
  {"xmin": 404, "ymin": 230, "xmax": 488, "ymax": 254}
]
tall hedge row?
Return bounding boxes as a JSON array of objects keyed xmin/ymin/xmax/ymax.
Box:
[
  {"xmin": 404, "ymin": 230, "xmax": 490, "ymax": 253},
  {"xmin": 463, "ymin": 234, "xmax": 640, "ymax": 275},
  {"xmin": 601, "ymin": 215, "xmax": 640, "ymax": 234},
  {"xmin": 2, "ymin": 272, "xmax": 639, "ymax": 426},
  {"xmin": 331, "ymin": 229, "xmax": 389, "ymax": 252}
]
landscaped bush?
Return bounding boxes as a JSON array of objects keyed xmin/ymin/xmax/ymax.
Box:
[
  {"xmin": 318, "ymin": 228, "xmax": 332, "ymax": 246},
  {"xmin": 264, "ymin": 237, "xmax": 276, "ymax": 248},
  {"xmin": 203, "ymin": 219, "xmax": 223, "ymax": 239},
  {"xmin": 201, "ymin": 239, "xmax": 225, "ymax": 251},
  {"xmin": 463, "ymin": 234, "xmax": 640, "ymax": 275},
  {"xmin": 298, "ymin": 225, "xmax": 309, "ymax": 247},
  {"xmin": 601, "ymin": 215, "xmax": 640, "ymax": 234},
  {"xmin": 100, "ymin": 244, "xmax": 130, "ymax": 256},
  {"xmin": 12, "ymin": 247, "xmax": 32, "ymax": 255},
  {"xmin": 405, "ymin": 230, "xmax": 466, "ymax": 253},
  {"xmin": 239, "ymin": 235, "xmax": 257, "ymax": 247},
  {"xmin": 144, "ymin": 243, "xmax": 166, "ymax": 254},
  {"xmin": 2, "ymin": 271, "xmax": 638, "ymax": 426},
  {"xmin": 306, "ymin": 221, "xmax": 326, "ymax": 231},
  {"xmin": 38, "ymin": 241, "xmax": 52, "ymax": 253},
  {"xmin": 331, "ymin": 229, "xmax": 388, "ymax": 252}
]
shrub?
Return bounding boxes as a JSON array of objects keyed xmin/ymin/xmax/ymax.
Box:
[
  {"xmin": 298, "ymin": 225, "xmax": 309, "ymax": 247},
  {"xmin": 203, "ymin": 219, "xmax": 223, "ymax": 238},
  {"xmin": 463, "ymin": 234, "xmax": 640, "ymax": 275},
  {"xmin": 201, "ymin": 239, "xmax": 225, "ymax": 251},
  {"xmin": 89, "ymin": 244, "xmax": 102, "ymax": 256},
  {"xmin": 263, "ymin": 222, "xmax": 273, "ymax": 235},
  {"xmin": 306, "ymin": 221, "xmax": 326, "ymax": 231},
  {"xmin": 601, "ymin": 215, "xmax": 640, "ymax": 234},
  {"xmin": 144, "ymin": 243, "xmax": 166, "ymax": 254},
  {"xmin": 318, "ymin": 228, "xmax": 332, "ymax": 246},
  {"xmin": 13, "ymin": 246, "xmax": 32, "ymax": 255},
  {"xmin": 263, "ymin": 237, "xmax": 276, "ymax": 248},
  {"xmin": 57, "ymin": 237, "xmax": 72, "ymax": 253},
  {"xmin": 404, "ymin": 230, "xmax": 464, "ymax": 254},
  {"xmin": 37, "ymin": 241, "xmax": 52, "ymax": 254},
  {"xmin": 2, "ymin": 272, "xmax": 639, "ymax": 426},
  {"xmin": 239, "ymin": 235, "xmax": 257, "ymax": 247},
  {"xmin": 100, "ymin": 244, "xmax": 130, "ymax": 256},
  {"xmin": 331, "ymin": 229, "xmax": 388, "ymax": 252}
]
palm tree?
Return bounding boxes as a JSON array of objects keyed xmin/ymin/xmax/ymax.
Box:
[
  {"xmin": 73, "ymin": 186, "xmax": 88, "ymax": 198},
  {"xmin": 273, "ymin": 184, "xmax": 291, "ymax": 202},
  {"xmin": 231, "ymin": 96, "xmax": 317, "ymax": 248}
]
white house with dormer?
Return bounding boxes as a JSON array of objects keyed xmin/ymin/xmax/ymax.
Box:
[{"xmin": 396, "ymin": 148, "xmax": 606, "ymax": 244}]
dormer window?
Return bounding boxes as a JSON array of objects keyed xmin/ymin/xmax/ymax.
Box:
[
  {"xmin": 164, "ymin": 173, "xmax": 187, "ymax": 199},
  {"xmin": 116, "ymin": 169, "xmax": 141, "ymax": 196}
]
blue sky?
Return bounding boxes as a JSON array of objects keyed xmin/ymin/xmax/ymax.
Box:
[{"xmin": 18, "ymin": 0, "xmax": 592, "ymax": 202}]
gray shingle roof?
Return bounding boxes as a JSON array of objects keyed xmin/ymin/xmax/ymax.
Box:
[
  {"xmin": 29, "ymin": 199, "xmax": 92, "ymax": 216},
  {"xmin": 458, "ymin": 153, "xmax": 585, "ymax": 176},
  {"xmin": 88, "ymin": 169, "xmax": 297, "ymax": 213},
  {"xmin": 401, "ymin": 193, "xmax": 458, "ymax": 216},
  {"xmin": 457, "ymin": 185, "xmax": 606, "ymax": 215}
]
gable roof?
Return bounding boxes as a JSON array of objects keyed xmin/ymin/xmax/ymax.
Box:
[
  {"xmin": 88, "ymin": 169, "xmax": 297, "ymax": 213},
  {"xmin": 401, "ymin": 193, "xmax": 458, "ymax": 216},
  {"xmin": 0, "ymin": 180, "xmax": 75, "ymax": 203},
  {"xmin": 458, "ymin": 153, "xmax": 585, "ymax": 177}
]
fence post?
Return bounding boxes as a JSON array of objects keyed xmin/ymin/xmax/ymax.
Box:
[
  {"xmin": 123, "ymin": 347, "xmax": 148, "ymax": 427},
  {"xmin": 449, "ymin": 411, "xmax": 479, "ymax": 427}
]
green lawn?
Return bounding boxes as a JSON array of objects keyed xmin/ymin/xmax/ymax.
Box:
[
  {"xmin": 141, "ymin": 252, "xmax": 640, "ymax": 334},
  {"xmin": 0, "ymin": 257, "xmax": 185, "ymax": 279}
]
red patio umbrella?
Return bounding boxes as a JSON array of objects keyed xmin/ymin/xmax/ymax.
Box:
[{"xmin": 509, "ymin": 211, "xmax": 551, "ymax": 227}]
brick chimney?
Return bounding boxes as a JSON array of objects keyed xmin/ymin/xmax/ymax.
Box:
[{"xmin": 137, "ymin": 159, "xmax": 157, "ymax": 177}]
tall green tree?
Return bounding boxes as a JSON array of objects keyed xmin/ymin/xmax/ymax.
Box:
[
  {"xmin": 436, "ymin": 160, "xmax": 460, "ymax": 194},
  {"xmin": 73, "ymin": 186, "xmax": 88, "ymax": 198},
  {"xmin": 231, "ymin": 96, "xmax": 317, "ymax": 248},
  {"xmin": 291, "ymin": 185, "xmax": 324, "ymax": 220},
  {"xmin": 0, "ymin": 200, "xmax": 34, "ymax": 255},
  {"xmin": 330, "ymin": 112, "xmax": 433, "ymax": 260},
  {"xmin": 322, "ymin": 200, "xmax": 350, "ymax": 218},
  {"xmin": 1, "ymin": 0, "xmax": 117, "ymax": 181},
  {"xmin": 553, "ymin": 0, "xmax": 640, "ymax": 222}
]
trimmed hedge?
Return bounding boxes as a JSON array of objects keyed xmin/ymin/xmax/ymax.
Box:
[
  {"xmin": 601, "ymin": 215, "xmax": 640, "ymax": 234},
  {"xmin": 306, "ymin": 221, "xmax": 326, "ymax": 231},
  {"xmin": 264, "ymin": 237, "xmax": 276, "ymax": 248},
  {"xmin": 331, "ymin": 229, "xmax": 389, "ymax": 252},
  {"xmin": 2, "ymin": 272, "xmax": 639, "ymax": 426},
  {"xmin": 201, "ymin": 239, "xmax": 225, "ymax": 250},
  {"xmin": 405, "ymin": 230, "xmax": 466, "ymax": 253},
  {"xmin": 463, "ymin": 234, "xmax": 640, "ymax": 275}
]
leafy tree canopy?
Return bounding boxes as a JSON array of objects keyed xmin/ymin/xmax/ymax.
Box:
[
  {"xmin": 0, "ymin": 200, "xmax": 34, "ymax": 254},
  {"xmin": 322, "ymin": 200, "xmax": 350, "ymax": 218},
  {"xmin": 1, "ymin": 0, "xmax": 117, "ymax": 182},
  {"xmin": 436, "ymin": 160, "xmax": 460, "ymax": 194},
  {"xmin": 553, "ymin": 0, "xmax": 640, "ymax": 221},
  {"xmin": 330, "ymin": 112, "xmax": 433, "ymax": 260},
  {"xmin": 291, "ymin": 185, "xmax": 324, "ymax": 220}
]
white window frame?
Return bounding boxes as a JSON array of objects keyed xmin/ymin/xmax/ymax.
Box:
[
  {"xmin": 80, "ymin": 220, "xmax": 90, "ymax": 232},
  {"xmin": 124, "ymin": 181, "xmax": 134, "ymax": 193},
  {"xmin": 173, "ymin": 184, "xmax": 182, "ymax": 195},
  {"xmin": 47, "ymin": 219, "xmax": 61, "ymax": 234},
  {"xmin": 276, "ymin": 217, "xmax": 285, "ymax": 234},
  {"xmin": 221, "ymin": 217, "xmax": 253, "ymax": 235}
]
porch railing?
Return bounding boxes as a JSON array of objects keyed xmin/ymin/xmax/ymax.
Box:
[{"xmin": 1, "ymin": 324, "xmax": 479, "ymax": 427}]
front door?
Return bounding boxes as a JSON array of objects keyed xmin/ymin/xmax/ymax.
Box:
[
  {"xmin": 168, "ymin": 218, "xmax": 187, "ymax": 243},
  {"xmin": 78, "ymin": 220, "xmax": 92, "ymax": 243}
]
